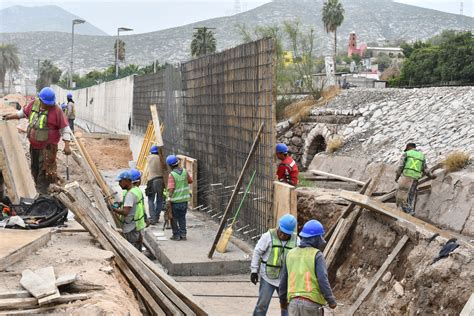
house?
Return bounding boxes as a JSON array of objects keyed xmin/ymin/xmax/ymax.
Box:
[{"xmin": 348, "ymin": 32, "xmax": 367, "ymax": 57}]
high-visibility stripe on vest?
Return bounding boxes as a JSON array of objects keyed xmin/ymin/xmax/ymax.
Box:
[
  {"xmin": 170, "ymin": 169, "xmax": 190, "ymax": 203},
  {"xmin": 28, "ymin": 99, "xmax": 48, "ymax": 129},
  {"xmin": 263, "ymin": 229, "xmax": 297, "ymax": 279},
  {"xmin": 129, "ymin": 187, "xmax": 146, "ymax": 231},
  {"xmin": 286, "ymin": 247, "xmax": 327, "ymax": 305},
  {"xmin": 403, "ymin": 150, "xmax": 425, "ymax": 180}
]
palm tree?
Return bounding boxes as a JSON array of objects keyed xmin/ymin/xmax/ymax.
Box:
[
  {"xmin": 0, "ymin": 44, "xmax": 20, "ymax": 92},
  {"xmin": 322, "ymin": 0, "xmax": 345, "ymax": 65},
  {"xmin": 191, "ymin": 27, "xmax": 217, "ymax": 57},
  {"xmin": 36, "ymin": 60, "xmax": 62, "ymax": 91},
  {"xmin": 114, "ymin": 39, "xmax": 126, "ymax": 62}
]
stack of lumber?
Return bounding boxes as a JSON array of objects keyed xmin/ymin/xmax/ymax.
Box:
[
  {"xmin": 0, "ymin": 266, "xmax": 88, "ymax": 311},
  {"xmin": 57, "ymin": 182, "xmax": 207, "ymax": 315}
]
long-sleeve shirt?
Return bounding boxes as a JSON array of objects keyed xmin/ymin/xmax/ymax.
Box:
[
  {"xmin": 395, "ymin": 150, "xmax": 432, "ymax": 180},
  {"xmin": 279, "ymin": 237, "xmax": 336, "ymax": 306},
  {"xmin": 66, "ymin": 101, "xmax": 76, "ymax": 119}
]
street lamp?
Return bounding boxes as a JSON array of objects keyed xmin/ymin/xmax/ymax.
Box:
[
  {"xmin": 115, "ymin": 27, "xmax": 133, "ymax": 78},
  {"xmin": 70, "ymin": 19, "xmax": 85, "ymax": 89}
]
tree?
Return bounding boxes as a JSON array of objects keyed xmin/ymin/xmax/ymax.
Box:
[
  {"xmin": 36, "ymin": 60, "xmax": 62, "ymax": 91},
  {"xmin": 191, "ymin": 27, "xmax": 217, "ymax": 57},
  {"xmin": 375, "ymin": 53, "xmax": 392, "ymax": 71},
  {"xmin": 322, "ymin": 0, "xmax": 345, "ymax": 65},
  {"xmin": 0, "ymin": 44, "xmax": 20, "ymax": 92},
  {"xmin": 114, "ymin": 39, "xmax": 126, "ymax": 62}
]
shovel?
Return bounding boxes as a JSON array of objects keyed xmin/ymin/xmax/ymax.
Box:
[
  {"xmin": 216, "ymin": 170, "xmax": 256, "ymax": 253},
  {"xmin": 66, "ymin": 155, "xmax": 70, "ymax": 181}
]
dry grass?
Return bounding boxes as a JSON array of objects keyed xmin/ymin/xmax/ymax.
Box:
[
  {"xmin": 283, "ymin": 86, "xmax": 341, "ymax": 123},
  {"xmin": 442, "ymin": 151, "xmax": 470, "ymax": 173},
  {"xmin": 326, "ymin": 136, "xmax": 344, "ymax": 153}
]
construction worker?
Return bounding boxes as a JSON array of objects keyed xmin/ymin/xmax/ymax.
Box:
[
  {"xmin": 113, "ymin": 169, "xmax": 146, "ymax": 250},
  {"xmin": 279, "ymin": 220, "xmax": 337, "ymax": 316},
  {"xmin": 166, "ymin": 154, "xmax": 192, "ymax": 241},
  {"xmin": 3, "ymin": 87, "xmax": 72, "ymax": 194},
  {"xmin": 276, "ymin": 143, "xmax": 299, "ymax": 186},
  {"xmin": 146, "ymin": 145, "xmax": 164, "ymax": 224},
  {"xmin": 395, "ymin": 142, "xmax": 435, "ymax": 215},
  {"xmin": 251, "ymin": 214, "xmax": 298, "ymax": 316},
  {"xmin": 65, "ymin": 93, "xmax": 76, "ymax": 133}
]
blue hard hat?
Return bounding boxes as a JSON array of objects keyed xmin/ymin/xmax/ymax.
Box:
[
  {"xmin": 67, "ymin": 92, "xmax": 73, "ymax": 99},
  {"xmin": 299, "ymin": 220, "xmax": 325, "ymax": 238},
  {"xmin": 166, "ymin": 155, "xmax": 179, "ymax": 166},
  {"xmin": 38, "ymin": 87, "xmax": 56, "ymax": 106},
  {"xmin": 60, "ymin": 102, "xmax": 67, "ymax": 110},
  {"xmin": 129, "ymin": 169, "xmax": 142, "ymax": 182},
  {"xmin": 279, "ymin": 214, "xmax": 297, "ymax": 235},
  {"xmin": 116, "ymin": 170, "xmax": 132, "ymax": 181},
  {"xmin": 276, "ymin": 143, "xmax": 288, "ymax": 154},
  {"xmin": 150, "ymin": 145, "xmax": 159, "ymax": 154}
]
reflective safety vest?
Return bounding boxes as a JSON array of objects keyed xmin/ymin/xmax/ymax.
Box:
[
  {"xmin": 286, "ymin": 247, "xmax": 327, "ymax": 305},
  {"xmin": 170, "ymin": 169, "xmax": 190, "ymax": 203},
  {"xmin": 263, "ymin": 229, "xmax": 297, "ymax": 279},
  {"xmin": 403, "ymin": 150, "xmax": 425, "ymax": 180},
  {"xmin": 128, "ymin": 187, "xmax": 146, "ymax": 231},
  {"xmin": 27, "ymin": 99, "xmax": 49, "ymax": 142},
  {"xmin": 279, "ymin": 158, "xmax": 299, "ymax": 186}
]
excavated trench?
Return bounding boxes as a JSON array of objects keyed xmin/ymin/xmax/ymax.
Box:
[{"xmin": 297, "ymin": 191, "xmax": 473, "ymax": 315}]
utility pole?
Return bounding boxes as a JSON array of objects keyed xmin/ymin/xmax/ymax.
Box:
[
  {"xmin": 116, "ymin": 27, "xmax": 133, "ymax": 78},
  {"xmin": 70, "ymin": 19, "xmax": 85, "ymax": 89}
]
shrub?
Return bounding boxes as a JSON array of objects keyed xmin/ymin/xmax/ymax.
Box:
[
  {"xmin": 442, "ymin": 151, "xmax": 470, "ymax": 173},
  {"xmin": 326, "ymin": 136, "xmax": 344, "ymax": 153}
]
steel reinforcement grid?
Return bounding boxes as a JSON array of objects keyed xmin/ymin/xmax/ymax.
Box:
[{"xmin": 181, "ymin": 39, "xmax": 276, "ymax": 238}]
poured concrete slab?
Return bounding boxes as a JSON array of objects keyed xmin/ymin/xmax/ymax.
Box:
[{"xmin": 144, "ymin": 212, "xmax": 251, "ymax": 276}]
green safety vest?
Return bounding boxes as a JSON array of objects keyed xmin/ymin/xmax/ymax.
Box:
[
  {"xmin": 170, "ymin": 169, "xmax": 190, "ymax": 203},
  {"xmin": 264, "ymin": 229, "xmax": 297, "ymax": 279},
  {"xmin": 129, "ymin": 187, "xmax": 146, "ymax": 231},
  {"xmin": 286, "ymin": 247, "xmax": 327, "ymax": 305},
  {"xmin": 27, "ymin": 99, "xmax": 49, "ymax": 142},
  {"xmin": 403, "ymin": 150, "xmax": 425, "ymax": 180}
]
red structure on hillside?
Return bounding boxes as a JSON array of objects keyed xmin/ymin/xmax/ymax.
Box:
[{"xmin": 348, "ymin": 32, "xmax": 367, "ymax": 57}]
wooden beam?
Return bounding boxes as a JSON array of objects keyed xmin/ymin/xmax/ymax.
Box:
[
  {"xmin": 323, "ymin": 219, "xmax": 344, "ymax": 257},
  {"xmin": 460, "ymin": 293, "xmax": 474, "ymax": 316},
  {"xmin": 0, "ymin": 293, "xmax": 91, "ymax": 311},
  {"xmin": 208, "ymin": 122, "xmax": 264, "ymax": 259},
  {"xmin": 347, "ymin": 235, "xmax": 409, "ymax": 315},
  {"xmin": 150, "ymin": 105, "xmax": 164, "ymax": 147},
  {"xmin": 309, "ymin": 169, "xmax": 365, "ymax": 186},
  {"xmin": 272, "ymin": 181, "xmax": 297, "ymax": 226}
]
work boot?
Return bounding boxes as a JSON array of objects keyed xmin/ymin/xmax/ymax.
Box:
[
  {"xmin": 180, "ymin": 236, "xmax": 187, "ymax": 241},
  {"xmin": 170, "ymin": 235, "xmax": 181, "ymax": 241}
]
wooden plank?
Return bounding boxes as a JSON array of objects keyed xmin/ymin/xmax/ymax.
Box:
[
  {"xmin": 0, "ymin": 293, "xmax": 91, "ymax": 311},
  {"xmin": 177, "ymin": 155, "xmax": 198, "ymax": 209},
  {"xmin": 0, "ymin": 230, "xmax": 51, "ymax": 272},
  {"xmin": 79, "ymin": 133, "xmax": 129, "ymax": 140},
  {"xmin": 20, "ymin": 270, "xmax": 57, "ymax": 299},
  {"xmin": 150, "ymin": 105, "xmax": 164, "ymax": 147},
  {"xmin": 272, "ymin": 181, "xmax": 297, "ymax": 226},
  {"xmin": 34, "ymin": 267, "xmax": 60, "ymax": 306},
  {"xmin": 0, "ymin": 291, "xmax": 31, "ymax": 299},
  {"xmin": 347, "ymin": 235, "xmax": 409, "ymax": 315},
  {"xmin": 0, "ymin": 121, "xmax": 37, "ymax": 202},
  {"xmin": 323, "ymin": 218, "xmax": 344, "ymax": 257},
  {"xmin": 57, "ymin": 191, "xmax": 167, "ymax": 316},
  {"xmin": 55, "ymin": 274, "xmax": 78, "ymax": 286},
  {"xmin": 208, "ymin": 122, "xmax": 265, "ymax": 259},
  {"xmin": 460, "ymin": 293, "xmax": 474, "ymax": 316},
  {"xmin": 309, "ymin": 169, "xmax": 365, "ymax": 186},
  {"xmin": 0, "ymin": 274, "xmax": 77, "ymax": 300},
  {"xmin": 325, "ymin": 213, "xmax": 353, "ymax": 268}
]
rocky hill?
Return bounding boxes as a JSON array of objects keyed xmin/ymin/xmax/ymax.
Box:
[
  {"xmin": 0, "ymin": 5, "xmax": 108, "ymax": 36},
  {"xmin": 0, "ymin": 0, "xmax": 472, "ymax": 77}
]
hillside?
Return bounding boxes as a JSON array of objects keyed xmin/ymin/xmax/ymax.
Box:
[
  {"xmin": 0, "ymin": 5, "xmax": 108, "ymax": 36},
  {"xmin": 0, "ymin": 0, "xmax": 472, "ymax": 77}
]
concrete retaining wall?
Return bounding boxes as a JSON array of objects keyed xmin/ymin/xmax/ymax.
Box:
[{"xmin": 52, "ymin": 76, "xmax": 134, "ymax": 135}]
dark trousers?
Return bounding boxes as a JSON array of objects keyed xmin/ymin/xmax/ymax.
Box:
[
  {"xmin": 68, "ymin": 119, "xmax": 75, "ymax": 133},
  {"xmin": 146, "ymin": 177, "xmax": 164, "ymax": 223},
  {"xmin": 30, "ymin": 144, "xmax": 58, "ymax": 194},
  {"xmin": 171, "ymin": 202, "xmax": 188, "ymax": 238}
]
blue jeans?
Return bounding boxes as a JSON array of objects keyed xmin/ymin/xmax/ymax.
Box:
[
  {"xmin": 171, "ymin": 202, "xmax": 187, "ymax": 237},
  {"xmin": 147, "ymin": 177, "xmax": 164, "ymax": 222},
  {"xmin": 253, "ymin": 278, "xmax": 288, "ymax": 316}
]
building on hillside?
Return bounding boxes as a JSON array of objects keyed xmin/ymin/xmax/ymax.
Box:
[
  {"xmin": 348, "ymin": 32, "xmax": 367, "ymax": 57},
  {"xmin": 366, "ymin": 46, "xmax": 404, "ymax": 58}
]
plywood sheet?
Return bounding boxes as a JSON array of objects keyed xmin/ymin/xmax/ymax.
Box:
[{"xmin": 273, "ymin": 181, "xmax": 297, "ymax": 226}]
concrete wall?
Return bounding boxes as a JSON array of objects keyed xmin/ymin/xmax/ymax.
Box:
[{"xmin": 52, "ymin": 76, "xmax": 134, "ymax": 135}]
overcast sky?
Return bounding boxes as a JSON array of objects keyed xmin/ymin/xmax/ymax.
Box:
[{"xmin": 0, "ymin": 0, "xmax": 472, "ymax": 35}]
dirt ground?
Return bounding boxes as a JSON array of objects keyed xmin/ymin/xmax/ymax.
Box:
[{"xmin": 0, "ymin": 229, "xmax": 142, "ymax": 315}]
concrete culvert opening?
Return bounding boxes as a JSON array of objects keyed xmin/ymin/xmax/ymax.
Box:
[{"xmin": 306, "ymin": 135, "xmax": 326, "ymax": 168}]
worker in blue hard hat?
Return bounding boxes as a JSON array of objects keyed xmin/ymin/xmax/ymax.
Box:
[
  {"xmin": 276, "ymin": 143, "xmax": 299, "ymax": 186},
  {"xmin": 145, "ymin": 145, "xmax": 165, "ymax": 225},
  {"xmin": 112, "ymin": 169, "xmax": 146, "ymax": 251},
  {"xmin": 251, "ymin": 214, "xmax": 298, "ymax": 316},
  {"xmin": 3, "ymin": 87, "xmax": 72, "ymax": 194},
  {"xmin": 279, "ymin": 220, "xmax": 337, "ymax": 315},
  {"xmin": 65, "ymin": 92, "xmax": 76, "ymax": 133},
  {"xmin": 166, "ymin": 154, "xmax": 193, "ymax": 241}
]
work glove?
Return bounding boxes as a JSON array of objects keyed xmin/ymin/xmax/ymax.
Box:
[
  {"xmin": 112, "ymin": 202, "xmax": 120, "ymax": 209},
  {"xmin": 250, "ymin": 272, "xmax": 258, "ymax": 285}
]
